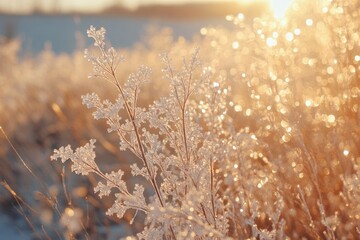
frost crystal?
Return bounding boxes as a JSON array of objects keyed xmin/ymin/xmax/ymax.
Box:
[{"xmin": 51, "ymin": 139, "xmax": 98, "ymax": 175}]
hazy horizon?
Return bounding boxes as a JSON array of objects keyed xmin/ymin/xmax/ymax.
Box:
[{"xmin": 0, "ymin": 0, "xmax": 245, "ymax": 14}]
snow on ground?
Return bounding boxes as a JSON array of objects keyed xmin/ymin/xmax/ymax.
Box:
[{"xmin": 0, "ymin": 211, "xmax": 32, "ymax": 240}]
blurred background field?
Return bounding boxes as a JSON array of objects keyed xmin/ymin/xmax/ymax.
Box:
[{"xmin": 1, "ymin": 0, "xmax": 360, "ymax": 239}]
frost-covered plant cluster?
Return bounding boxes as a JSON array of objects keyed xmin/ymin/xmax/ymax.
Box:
[
  {"xmin": 53, "ymin": 25, "xmax": 226, "ymax": 239},
  {"xmin": 0, "ymin": 0, "xmax": 358, "ymax": 239},
  {"xmin": 51, "ymin": 0, "xmax": 360, "ymax": 239},
  {"xmin": 52, "ymin": 25, "xmax": 284, "ymax": 239}
]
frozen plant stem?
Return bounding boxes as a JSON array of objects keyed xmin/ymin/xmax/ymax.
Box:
[
  {"xmin": 163, "ymin": 51, "xmax": 220, "ymax": 231},
  {"xmin": 295, "ymin": 130, "xmax": 335, "ymax": 240},
  {"xmin": 117, "ymin": 68, "xmax": 175, "ymax": 236},
  {"xmin": 210, "ymin": 157, "xmax": 216, "ymax": 229},
  {"xmin": 112, "ymin": 69, "xmax": 165, "ymax": 203},
  {"xmin": 95, "ymin": 41, "xmax": 177, "ymax": 239},
  {"xmin": 163, "ymin": 53, "xmax": 200, "ymax": 188}
]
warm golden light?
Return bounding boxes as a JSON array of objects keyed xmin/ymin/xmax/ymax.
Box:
[
  {"xmin": 65, "ymin": 207, "xmax": 75, "ymax": 217},
  {"xmin": 268, "ymin": 0, "xmax": 293, "ymax": 19}
]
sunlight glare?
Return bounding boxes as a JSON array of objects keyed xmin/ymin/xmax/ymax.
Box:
[{"xmin": 268, "ymin": 0, "xmax": 293, "ymax": 19}]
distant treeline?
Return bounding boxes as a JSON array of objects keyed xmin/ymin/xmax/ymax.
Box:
[{"xmin": 101, "ymin": 1, "xmax": 269, "ymax": 20}]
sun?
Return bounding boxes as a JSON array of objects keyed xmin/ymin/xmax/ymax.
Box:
[
  {"xmin": 239, "ymin": 0, "xmax": 294, "ymax": 19},
  {"xmin": 268, "ymin": 0, "xmax": 294, "ymax": 19}
]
